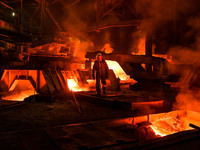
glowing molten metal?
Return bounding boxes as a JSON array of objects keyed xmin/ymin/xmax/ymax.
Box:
[
  {"xmin": 2, "ymin": 80, "xmax": 37, "ymax": 101},
  {"xmin": 150, "ymin": 117, "xmax": 188, "ymax": 137},
  {"xmin": 2, "ymin": 90, "xmax": 36, "ymax": 101},
  {"xmin": 67, "ymin": 79, "xmax": 89, "ymax": 92},
  {"xmin": 105, "ymin": 60, "xmax": 130, "ymax": 80},
  {"xmin": 147, "ymin": 110, "xmax": 200, "ymax": 137}
]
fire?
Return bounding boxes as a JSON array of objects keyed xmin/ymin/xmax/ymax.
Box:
[
  {"xmin": 67, "ymin": 79, "xmax": 89, "ymax": 92},
  {"xmin": 101, "ymin": 43, "xmax": 114, "ymax": 54},
  {"xmin": 131, "ymin": 36, "xmax": 146, "ymax": 55},
  {"xmin": 105, "ymin": 60, "xmax": 130, "ymax": 80}
]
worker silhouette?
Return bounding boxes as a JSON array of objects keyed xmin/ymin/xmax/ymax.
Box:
[{"xmin": 92, "ymin": 53, "xmax": 109, "ymax": 96}]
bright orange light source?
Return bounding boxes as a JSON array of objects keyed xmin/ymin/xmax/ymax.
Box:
[
  {"xmin": 2, "ymin": 80, "xmax": 36, "ymax": 101},
  {"xmin": 67, "ymin": 79, "xmax": 78, "ymax": 91},
  {"xmin": 105, "ymin": 60, "xmax": 130, "ymax": 80},
  {"xmin": 149, "ymin": 117, "xmax": 190, "ymax": 137},
  {"xmin": 67, "ymin": 79, "xmax": 89, "ymax": 92}
]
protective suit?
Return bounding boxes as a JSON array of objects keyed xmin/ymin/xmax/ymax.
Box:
[{"xmin": 92, "ymin": 53, "xmax": 109, "ymax": 95}]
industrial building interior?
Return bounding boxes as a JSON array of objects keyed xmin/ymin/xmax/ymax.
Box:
[{"xmin": 1, "ymin": 0, "xmax": 200, "ymax": 149}]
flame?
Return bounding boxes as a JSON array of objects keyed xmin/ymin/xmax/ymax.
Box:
[
  {"xmin": 67, "ymin": 79, "xmax": 89, "ymax": 92},
  {"xmin": 105, "ymin": 60, "xmax": 130, "ymax": 80},
  {"xmin": 131, "ymin": 36, "xmax": 146, "ymax": 55},
  {"xmin": 149, "ymin": 117, "xmax": 190, "ymax": 137},
  {"xmin": 101, "ymin": 43, "xmax": 114, "ymax": 54},
  {"xmin": 69, "ymin": 37, "xmax": 94, "ymax": 60}
]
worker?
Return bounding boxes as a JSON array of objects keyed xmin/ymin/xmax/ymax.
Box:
[{"xmin": 92, "ymin": 53, "xmax": 109, "ymax": 96}]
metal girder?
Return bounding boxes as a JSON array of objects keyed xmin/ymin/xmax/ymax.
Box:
[
  {"xmin": 50, "ymin": 0, "xmax": 80, "ymax": 6},
  {"xmin": 45, "ymin": 7, "xmax": 62, "ymax": 31},
  {"xmin": 0, "ymin": 1, "xmax": 15, "ymax": 10},
  {"xmin": 32, "ymin": 0, "xmax": 62, "ymax": 31},
  {"xmin": 86, "ymin": 20, "xmax": 140, "ymax": 32},
  {"xmin": 100, "ymin": 0, "xmax": 124, "ymax": 20},
  {"xmin": 96, "ymin": 0, "xmax": 124, "ymax": 23}
]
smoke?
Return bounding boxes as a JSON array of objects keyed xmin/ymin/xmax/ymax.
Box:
[
  {"xmin": 62, "ymin": 1, "xmax": 119, "ymax": 59},
  {"xmin": 59, "ymin": 1, "xmax": 200, "ymax": 111},
  {"xmin": 130, "ymin": 0, "xmax": 200, "ymax": 54},
  {"xmin": 173, "ymin": 90, "xmax": 200, "ymax": 112},
  {"xmin": 130, "ymin": 30, "xmax": 146, "ymax": 55},
  {"xmin": 169, "ymin": 47, "xmax": 200, "ymax": 112},
  {"xmin": 62, "ymin": 2, "xmax": 96, "ymax": 60},
  {"xmin": 130, "ymin": 0, "xmax": 176, "ymax": 54},
  {"xmin": 165, "ymin": 1, "xmax": 200, "ymax": 112},
  {"xmin": 127, "ymin": 0, "xmax": 200, "ymax": 112}
]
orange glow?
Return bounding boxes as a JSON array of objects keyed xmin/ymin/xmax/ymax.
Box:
[
  {"xmin": 148, "ymin": 110, "xmax": 200, "ymax": 137},
  {"xmin": 105, "ymin": 60, "xmax": 130, "ymax": 80},
  {"xmin": 69, "ymin": 37, "xmax": 94, "ymax": 60},
  {"xmin": 153, "ymin": 54, "xmax": 173, "ymax": 62},
  {"xmin": 132, "ymin": 100, "xmax": 164, "ymax": 110},
  {"xmin": 67, "ymin": 79, "xmax": 89, "ymax": 92},
  {"xmin": 101, "ymin": 43, "xmax": 114, "ymax": 54},
  {"xmin": 149, "ymin": 117, "xmax": 190, "ymax": 137},
  {"xmin": 2, "ymin": 90, "xmax": 36, "ymax": 101},
  {"xmin": 105, "ymin": 110, "xmax": 200, "ymax": 138},
  {"xmin": 2, "ymin": 80, "xmax": 36, "ymax": 101},
  {"xmin": 91, "ymin": 60, "xmax": 133, "ymax": 80},
  {"xmin": 150, "ymin": 125, "xmax": 166, "ymax": 137},
  {"xmin": 131, "ymin": 36, "xmax": 146, "ymax": 55}
]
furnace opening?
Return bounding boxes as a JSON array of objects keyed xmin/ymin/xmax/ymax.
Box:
[{"xmin": 2, "ymin": 79, "xmax": 37, "ymax": 101}]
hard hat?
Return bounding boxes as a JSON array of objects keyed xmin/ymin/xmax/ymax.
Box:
[{"xmin": 96, "ymin": 53, "xmax": 102, "ymax": 57}]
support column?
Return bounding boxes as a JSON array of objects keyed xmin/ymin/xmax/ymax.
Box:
[
  {"xmin": 145, "ymin": 35, "xmax": 153, "ymax": 72},
  {"xmin": 36, "ymin": 70, "xmax": 40, "ymax": 93}
]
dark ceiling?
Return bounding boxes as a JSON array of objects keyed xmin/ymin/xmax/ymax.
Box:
[
  {"xmin": 1, "ymin": 0, "xmax": 140, "ymax": 33},
  {"xmin": 1, "ymin": 0, "xmax": 200, "ymax": 54}
]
